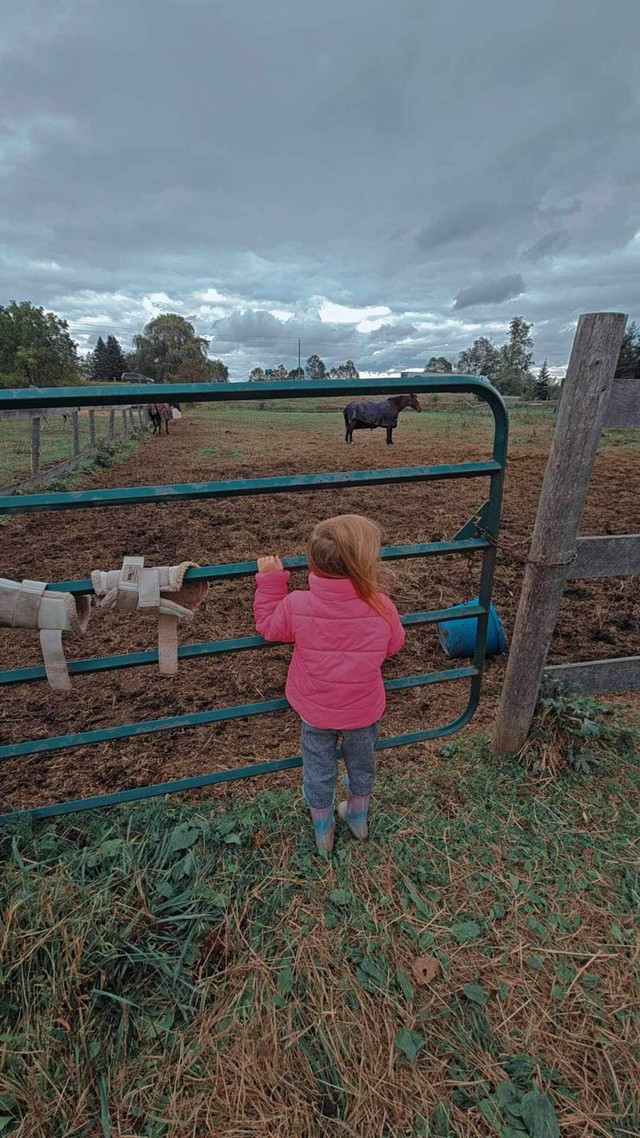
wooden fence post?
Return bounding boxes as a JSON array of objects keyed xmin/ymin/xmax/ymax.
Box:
[
  {"xmin": 122, "ymin": 409, "xmax": 128, "ymax": 436},
  {"xmin": 89, "ymin": 410, "xmax": 96, "ymax": 448},
  {"xmin": 31, "ymin": 416, "xmax": 40, "ymax": 475},
  {"xmin": 128, "ymin": 408, "xmax": 135, "ymax": 433},
  {"xmin": 108, "ymin": 409, "xmax": 115, "ymax": 440},
  {"xmin": 137, "ymin": 406, "xmax": 144, "ymax": 429},
  {"xmin": 71, "ymin": 411, "xmax": 80, "ymax": 455},
  {"xmin": 492, "ymin": 312, "xmax": 627, "ymax": 754}
]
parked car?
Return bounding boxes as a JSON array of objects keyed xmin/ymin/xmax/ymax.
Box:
[{"xmin": 120, "ymin": 371, "xmax": 155, "ymax": 384}]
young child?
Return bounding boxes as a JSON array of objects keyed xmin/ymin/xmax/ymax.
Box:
[{"xmin": 253, "ymin": 514, "xmax": 405, "ymax": 852}]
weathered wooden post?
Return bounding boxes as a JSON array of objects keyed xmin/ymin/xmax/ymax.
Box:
[
  {"xmin": 71, "ymin": 411, "xmax": 80, "ymax": 455},
  {"xmin": 89, "ymin": 410, "xmax": 96, "ymax": 448},
  {"xmin": 108, "ymin": 409, "xmax": 115, "ymax": 440},
  {"xmin": 128, "ymin": 408, "xmax": 135, "ymax": 433},
  {"xmin": 137, "ymin": 406, "xmax": 144, "ymax": 429},
  {"xmin": 122, "ymin": 409, "xmax": 128, "ymax": 436},
  {"xmin": 493, "ymin": 312, "xmax": 627, "ymax": 754},
  {"xmin": 30, "ymin": 416, "xmax": 40, "ymax": 475}
]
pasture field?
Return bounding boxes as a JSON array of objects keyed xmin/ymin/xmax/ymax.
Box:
[
  {"xmin": 1, "ymin": 398, "xmax": 639, "ymax": 815},
  {"xmin": 1, "ymin": 399, "xmax": 639, "ymax": 1134}
]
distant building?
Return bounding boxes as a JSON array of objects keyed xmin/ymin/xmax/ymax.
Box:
[{"xmin": 400, "ymin": 369, "xmax": 424, "ymax": 378}]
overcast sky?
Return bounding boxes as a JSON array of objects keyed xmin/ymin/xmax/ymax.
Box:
[{"xmin": 1, "ymin": 0, "xmax": 639, "ymax": 377}]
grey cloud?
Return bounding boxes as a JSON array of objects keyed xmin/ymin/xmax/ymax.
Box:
[
  {"xmin": 416, "ymin": 203, "xmax": 507, "ymax": 253},
  {"xmin": 521, "ymin": 230, "xmax": 569, "ymax": 262},
  {"xmin": 366, "ymin": 323, "xmax": 417, "ymax": 343},
  {"xmin": 453, "ymin": 274, "xmax": 526, "ymax": 311}
]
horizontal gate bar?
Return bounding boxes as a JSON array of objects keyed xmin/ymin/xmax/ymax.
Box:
[
  {"xmin": 0, "ymin": 604, "xmax": 485, "ymax": 686},
  {"xmin": 543, "ymin": 655, "xmax": 640, "ymax": 695},
  {"xmin": 0, "ymin": 665, "xmax": 477, "ymax": 760},
  {"xmin": 0, "ymin": 374, "xmax": 507, "ymax": 411},
  {"xmin": 0, "ymin": 701, "xmax": 478, "ymax": 824},
  {"xmin": 46, "ymin": 539, "xmax": 488, "ymax": 595},
  {"xmin": 0, "ymin": 462, "xmax": 502, "ymax": 515},
  {"xmin": 567, "ymin": 534, "xmax": 640, "ymax": 579}
]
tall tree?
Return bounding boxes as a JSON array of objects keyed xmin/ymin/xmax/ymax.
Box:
[
  {"xmin": 305, "ymin": 354, "xmax": 326, "ymax": 381},
  {"xmin": 457, "ymin": 336, "xmax": 500, "ymax": 382},
  {"xmin": 424, "ymin": 356, "xmax": 453, "ymax": 373},
  {"xmin": 105, "ymin": 335, "xmax": 127, "ymax": 382},
  {"xmin": 0, "ymin": 300, "xmax": 80, "ymax": 387},
  {"xmin": 269, "ymin": 363, "xmax": 288, "ymax": 381},
  {"xmin": 249, "ymin": 366, "xmax": 266, "ymax": 382},
  {"xmin": 132, "ymin": 313, "xmax": 209, "ymax": 382},
  {"xmin": 208, "ymin": 358, "xmax": 229, "ymax": 382},
  {"xmin": 496, "ymin": 317, "xmax": 534, "ymax": 395},
  {"xmin": 328, "ymin": 360, "xmax": 359, "ymax": 380},
  {"xmin": 535, "ymin": 359, "xmax": 551, "ymax": 401},
  {"xmin": 339, "ymin": 359, "xmax": 359, "ymax": 379},
  {"xmin": 90, "ymin": 336, "xmax": 110, "ymax": 383},
  {"xmin": 615, "ymin": 321, "xmax": 640, "ymax": 377},
  {"xmin": 288, "ymin": 366, "xmax": 304, "ymax": 380}
]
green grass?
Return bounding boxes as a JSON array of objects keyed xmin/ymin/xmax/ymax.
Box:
[
  {"xmin": 0, "ymin": 411, "xmax": 133, "ymax": 485},
  {"xmin": 1, "ymin": 722, "xmax": 638, "ymax": 1136},
  {"xmin": 195, "ymin": 400, "xmax": 548, "ymax": 448}
]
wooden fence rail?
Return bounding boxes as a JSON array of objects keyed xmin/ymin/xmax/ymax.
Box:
[{"xmin": 1, "ymin": 404, "xmax": 150, "ymax": 490}]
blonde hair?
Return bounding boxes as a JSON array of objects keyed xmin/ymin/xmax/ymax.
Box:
[{"xmin": 307, "ymin": 514, "xmax": 392, "ymax": 623}]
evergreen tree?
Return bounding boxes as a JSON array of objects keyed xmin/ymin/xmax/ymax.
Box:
[
  {"xmin": 305, "ymin": 354, "xmax": 326, "ymax": 381},
  {"xmin": 288, "ymin": 367, "xmax": 304, "ymax": 380},
  {"xmin": 535, "ymin": 359, "xmax": 551, "ymax": 401},
  {"xmin": 250, "ymin": 366, "xmax": 266, "ymax": 382},
  {"xmin": 495, "ymin": 317, "xmax": 534, "ymax": 395},
  {"xmin": 615, "ymin": 321, "xmax": 640, "ymax": 377},
  {"xmin": 104, "ymin": 335, "xmax": 127, "ymax": 382},
  {"xmin": 270, "ymin": 363, "xmax": 288, "ymax": 380},
  {"xmin": 90, "ymin": 337, "xmax": 110, "ymax": 383}
]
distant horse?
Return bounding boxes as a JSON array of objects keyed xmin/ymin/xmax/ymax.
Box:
[
  {"xmin": 149, "ymin": 402, "xmax": 181, "ymax": 435},
  {"xmin": 343, "ymin": 393, "xmax": 422, "ymax": 444}
]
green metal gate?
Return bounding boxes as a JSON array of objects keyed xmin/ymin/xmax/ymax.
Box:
[{"xmin": 0, "ymin": 376, "xmax": 508, "ymax": 823}]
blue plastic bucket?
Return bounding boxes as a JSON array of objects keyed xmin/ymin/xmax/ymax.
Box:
[{"xmin": 436, "ymin": 599, "xmax": 507, "ymax": 659}]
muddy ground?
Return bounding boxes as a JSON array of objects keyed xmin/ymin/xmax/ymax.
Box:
[{"xmin": 1, "ymin": 404, "xmax": 639, "ymax": 812}]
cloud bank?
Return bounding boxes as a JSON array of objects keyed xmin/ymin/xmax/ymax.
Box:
[{"xmin": 0, "ymin": 0, "xmax": 639, "ymax": 376}]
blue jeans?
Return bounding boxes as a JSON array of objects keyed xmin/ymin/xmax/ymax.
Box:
[{"xmin": 301, "ymin": 721, "xmax": 378, "ymax": 810}]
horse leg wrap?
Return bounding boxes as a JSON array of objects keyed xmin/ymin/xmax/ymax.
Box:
[
  {"xmin": 0, "ymin": 577, "xmax": 92, "ymax": 690},
  {"xmin": 91, "ymin": 557, "xmax": 207, "ymax": 676}
]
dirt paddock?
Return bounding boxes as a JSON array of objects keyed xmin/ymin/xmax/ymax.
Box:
[{"xmin": 1, "ymin": 401, "xmax": 639, "ymax": 814}]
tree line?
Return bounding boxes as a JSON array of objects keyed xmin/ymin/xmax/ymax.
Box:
[
  {"xmin": 247, "ymin": 323, "xmax": 554, "ymax": 399},
  {"xmin": 249, "ymin": 355, "xmax": 359, "ymax": 383},
  {"xmin": 2, "ymin": 300, "xmax": 640, "ymax": 392},
  {"xmin": 423, "ymin": 317, "xmax": 551, "ymax": 398},
  {"xmin": 90, "ymin": 314, "xmax": 229, "ymax": 384},
  {"xmin": 0, "ymin": 303, "xmax": 229, "ymax": 388}
]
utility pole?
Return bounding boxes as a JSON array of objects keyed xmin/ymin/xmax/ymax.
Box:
[{"xmin": 298, "ymin": 338, "xmax": 301, "ymax": 378}]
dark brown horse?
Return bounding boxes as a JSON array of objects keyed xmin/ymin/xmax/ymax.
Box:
[
  {"xmin": 343, "ymin": 393, "xmax": 422, "ymax": 444},
  {"xmin": 149, "ymin": 402, "xmax": 181, "ymax": 435}
]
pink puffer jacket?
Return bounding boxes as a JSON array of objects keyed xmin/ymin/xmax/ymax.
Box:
[{"xmin": 253, "ymin": 570, "xmax": 405, "ymax": 729}]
